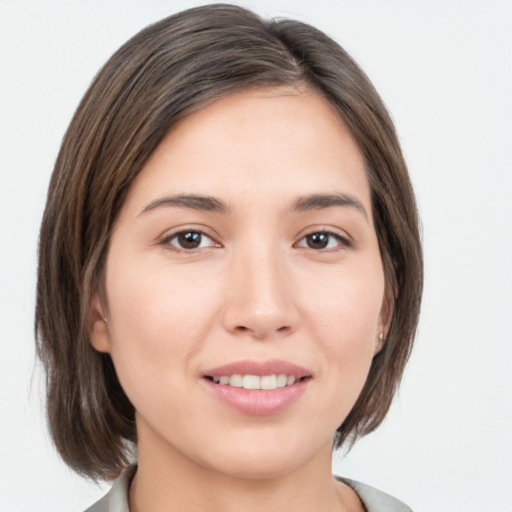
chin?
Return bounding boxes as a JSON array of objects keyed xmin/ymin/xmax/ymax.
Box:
[
  {"xmin": 206, "ymin": 454, "xmax": 305, "ymax": 481},
  {"xmin": 195, "ymin": 430, "xmax": 331, "ymax": 481}
]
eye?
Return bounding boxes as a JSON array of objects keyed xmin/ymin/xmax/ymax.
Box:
[
  {"xmin": 163, "ymin": 230, "xmax": 218, "ymax": 251},
  {"xmin": 296, "ymin": 231, "xmax": 350, "ymax": 251}
]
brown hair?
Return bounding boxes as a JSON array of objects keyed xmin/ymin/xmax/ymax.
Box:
[{"xmin": 36, "ymin": 3, "xmax": 422, "ymax": 481}]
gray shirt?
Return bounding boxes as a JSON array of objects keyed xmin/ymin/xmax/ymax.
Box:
[{"xmin": 85, "ymin": 466, "xmax": 412, "ymax": 512}]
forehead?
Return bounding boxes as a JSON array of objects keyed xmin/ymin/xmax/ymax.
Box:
[{"xmin": 121, "ymin": 87, "xmax": 370, "ymax": 217}]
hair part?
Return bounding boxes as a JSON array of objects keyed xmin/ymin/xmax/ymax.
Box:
[{"xmin": 36, "ymin": 3, "xmax": 422, "ymax": 481}]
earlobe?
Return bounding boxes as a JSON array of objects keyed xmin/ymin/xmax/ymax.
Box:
[
  {"xmin": 375, "ymin": 332, "xmax": 385, "ymax": 355},
  {"xmin": 90, "ymin": 292, "xmax": 112, "ymax": 353},
  {"xmin": 376, "ymin": 289, "xmax": 393, "ymax": 355}
]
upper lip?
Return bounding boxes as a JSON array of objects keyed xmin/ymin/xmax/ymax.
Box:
[{"xmin": 203, "ymin": 359, "xmax": 312, "ymax": 378}]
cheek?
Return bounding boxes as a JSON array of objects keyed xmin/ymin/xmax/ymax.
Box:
[
  {"xmin": 301, "ymin": 260, "xmax": 385, "ymax": 388},
  {"xmin": 305, "ymin": 259, "xmax": 384, "ymax": 337},
  {"xmin": 108, "ymin": 248, "xmax": 222, "ymax": 332},
  {"xmin": 103, "ymin": 254, "xmax": 222, "ymax": 402}
]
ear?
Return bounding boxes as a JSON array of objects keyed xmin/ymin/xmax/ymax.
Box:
[
  {"xmin": 375, "ymin": 288, "xmax": 394, "ymax": 355},
  {"xmin": 90, "ymin": 292, "xmax": 112, "ymax": 353}
]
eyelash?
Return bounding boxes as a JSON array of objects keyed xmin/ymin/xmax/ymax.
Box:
[
  {"xmin": 160, "ymin": 229, "xmax": 219, "ymax": 251},
  {"xmin": 160, "ymin": 229, "xmax": 352, "ymax": 253},
  {"xmin": 294, "ymin": 230, "xmax": 352, "ymax": 252}
]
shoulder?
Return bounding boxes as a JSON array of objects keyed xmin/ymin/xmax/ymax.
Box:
[
  {"xmin": 83, "ymin": 466, "xmax": 136, "ymax": 512},
  {"xmin": 336, "ymin": 476, "xmax": 413, "ymax": 512}
]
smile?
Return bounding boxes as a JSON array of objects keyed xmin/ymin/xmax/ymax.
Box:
[
  {"xmin": 202, "ymin": 360, "xmax": 311, "ymax": 415},
  {"xmin": 208, "ymin": 374, "xmax": 302, "ymax": 390}
]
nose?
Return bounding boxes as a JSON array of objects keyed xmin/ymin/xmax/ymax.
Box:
[{"xmin": 222, "ymin": 246, "xmax": 299, "ymax": 340}]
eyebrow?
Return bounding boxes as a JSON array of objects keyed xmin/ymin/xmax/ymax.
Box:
[
  {"xmin": 139, "ymin": 194, "xmax": 229, "ymax": 215},
  {"xmin": 292, "ymin": 193, "xmax": 368, "ymax": 220},
  {"xmin": 139, "ymin": 192, "xmax": 368, "ymax": 219}
]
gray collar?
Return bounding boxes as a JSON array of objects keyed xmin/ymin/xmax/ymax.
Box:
[{"xmin": 84, "ymin": 466, "xmax": 413, "ymax": 512}]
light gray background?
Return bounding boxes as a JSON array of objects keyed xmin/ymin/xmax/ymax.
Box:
[{"xmin": 1, "ymin": 1, "xmax": 511, "ymax": 511}]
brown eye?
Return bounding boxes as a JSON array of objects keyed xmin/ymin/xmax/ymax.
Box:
[
  {"xmin": 177, "ymin": 231, "xmax": 202, "ymax": 249},
  {"xmin": 165, "ymin": 230, "xmax": 217, "ymax": 250},
  {"xmin": 296, "ymin": 231, "xmax": 349, "ymax": 251},
  {"xmin": 305, "ymin": 233, "xmax": 330, "ymax": 249}
]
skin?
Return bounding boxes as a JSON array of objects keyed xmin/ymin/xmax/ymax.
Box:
[{"xmin": 91, "ymin": 87, "xmax": 388, "ymax": 512}]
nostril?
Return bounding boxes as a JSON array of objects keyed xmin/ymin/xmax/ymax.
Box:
[{"xmin": 234, "ymin": 324, "xmax": 291, "ymax": 336}]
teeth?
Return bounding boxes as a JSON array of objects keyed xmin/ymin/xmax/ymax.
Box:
[
  {"xmin": 261, "ymin": 375, "xmax": 276, "ymax": 390},
  {"xmin": 230, "ymin": 374, "xmax": 243, "ymax": 387},
  {"xmin": 211, "ymin": 373, "xmax": 301, "ymax": 390},
  {"xmin": 276, "ymin": 374, "xmax": 287, "ymax": 388},
  {"xmin": 242, "ymin": 375, "xmax": 260, "ymax": 389}
]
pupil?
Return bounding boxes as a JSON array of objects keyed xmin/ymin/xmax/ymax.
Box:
[
  {"xmin": 307, "ymin": 233, "xmax": 328, "ymax": 249},
  {"xmin": 178, "ymin": 232, "xmax": 201, "ymax": 249}
]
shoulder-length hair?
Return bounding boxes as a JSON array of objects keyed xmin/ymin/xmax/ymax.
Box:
[{"xmin": 36, "ymin": 3, "xmax": 422, "ymax": 481}]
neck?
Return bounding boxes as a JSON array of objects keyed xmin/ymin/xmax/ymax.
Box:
[{"xmin": 129, "ymin": 427, "xmax": 361, "ymax": 512}]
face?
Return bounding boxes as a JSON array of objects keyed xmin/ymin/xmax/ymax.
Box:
[{"xmin": 91, "ymin": 87, "xmax": 387, "ymax": 480}]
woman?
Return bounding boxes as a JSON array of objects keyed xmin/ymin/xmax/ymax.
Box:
[{"xmin": 36, "ymin": 4, "xmax": 422, "ymax": 511}]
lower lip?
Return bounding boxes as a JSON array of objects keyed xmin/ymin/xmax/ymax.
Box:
[{"xmin": 203, "ymin": 378, "xmax": 309, "ymax": 415}]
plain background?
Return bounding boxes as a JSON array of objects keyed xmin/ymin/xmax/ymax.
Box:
[{"xmin": 1, "ymin": 1, "xmax": 511, "ymax": 511}]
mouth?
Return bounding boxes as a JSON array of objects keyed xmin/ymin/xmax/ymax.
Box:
[
  {"xmin": 202, "ymin": 360, "xmax": 312, "ymax": 415},
  {"xmin": 204, "ymin": 374, "xmax": 309, "ymax": 390}
]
